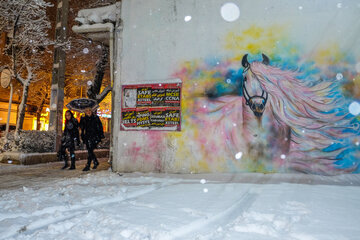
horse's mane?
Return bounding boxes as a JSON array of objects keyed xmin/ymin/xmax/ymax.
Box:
[{"xmin": 249, "ymin": 61, "xmax": 356, "ymax": 173}]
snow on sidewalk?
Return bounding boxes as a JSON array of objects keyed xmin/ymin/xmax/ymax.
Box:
[{"xmin": 0, "ymin": 170, "xmax": 360, "ymax": 240}]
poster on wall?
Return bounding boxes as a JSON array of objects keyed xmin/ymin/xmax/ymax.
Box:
[{"xmin": 121, "ymin": 79, "xmax": 182, "ymax": 131}]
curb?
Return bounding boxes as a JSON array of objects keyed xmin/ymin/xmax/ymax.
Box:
[{"xmin": 0, "ymin": 149, "xmax": 110, "ymax": 165}]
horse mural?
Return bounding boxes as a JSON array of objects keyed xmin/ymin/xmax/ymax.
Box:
[{"xmin": 192, "ymin": 53, "xmax": 359, "ymax": 174}]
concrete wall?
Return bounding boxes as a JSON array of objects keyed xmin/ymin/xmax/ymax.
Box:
[{"xmin": 112, "ymin": 0, "xmax": 360, "ymax": 174}]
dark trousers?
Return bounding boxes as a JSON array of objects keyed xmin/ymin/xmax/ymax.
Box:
[
  {"xmin": 85, "ymin": 139, "xmax": 98, "ymax": 166},
  {"xmin": 59, "ymin": 142, "xmax": 75, "ymax": 169},
  {"xmin": 59, "ymin": 143, "xmax": 75, "ymax": 164}
]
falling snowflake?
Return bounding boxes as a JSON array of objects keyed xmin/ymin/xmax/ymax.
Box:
[
  {"xmin": 184, "ymin": 16, "xmax": 192, "ymax": 22},
  {"xmin": 349, "ymin": 102, "xmax": 360, "ymax": 116},
  {"xmin": 355, "ymin": 62, "xmax": 360, "ymax": 73},
  {"xmin": 235, "ymin": 152, "xmax": 243, "ymax": 159},
  {"xmin": 336, "ymin": 73, "xmax": 343, "ymax": 80},
  {"xmin": 83, "ymin": 48, "xmax": 89, "ymax": 54},
  {"xmin": 220, "ymin": 3, "xmax": 240, "ymax": 22},
  {"xmin": 200, "ymin": 179, "xmax": 206, "ymax": 184}
]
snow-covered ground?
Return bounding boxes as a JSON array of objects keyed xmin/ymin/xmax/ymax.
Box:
[{"xmin": 1, "ymin": 169, "xmax": 360, "ymax": 240}]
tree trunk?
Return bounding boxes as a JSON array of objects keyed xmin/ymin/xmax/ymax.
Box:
[
  {"xmin": 87, "ymin": 45, "xmax": 109, "ymax": 100},
  {"xmin": 36, "ymin": 112, "xmax": 41, "ymax": 130},
  {"xmin": 15, "ymin": 82, "xmax": 30, "ymax": 135},
  {"xmin": 36, "ymin": 93, "xmax": 47, "ymax": 130}
]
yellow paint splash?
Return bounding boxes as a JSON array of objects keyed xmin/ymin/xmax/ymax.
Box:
[
  {"xmin": 225, "ymin": 24, "xmax": 287, "ymax": 60},
  {"xmin": 313, "ymin": 43, "xmax": 346, "ymax": 65}
]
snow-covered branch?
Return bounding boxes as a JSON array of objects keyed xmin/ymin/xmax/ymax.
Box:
[
  {"xmin": 96, "ymin": 84, "xmax": 112, "ymax": 103},
  {"xmin": 0, "ymin": 0, "xmax": 53, "ymax": 134}
]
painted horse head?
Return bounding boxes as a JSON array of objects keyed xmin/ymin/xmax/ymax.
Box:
[
  {"xmin": 241, "ymin": 54, "xmax": 270, "ymax": 118},
  {"xmin": 200, "ymin": 53, "xmax": 358, "ymax": 173}
]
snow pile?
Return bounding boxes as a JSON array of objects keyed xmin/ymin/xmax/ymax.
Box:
[
  {"xmin": 0, "ymin": 171, "xmax": 360, "ymax": 239},
  {"xmin": 0, "ymin": 130, "xmax": 55, "ymax": 153},
  {"xmin": 75, "ymin": 4, "xmax": 117, "ymax": 25}
]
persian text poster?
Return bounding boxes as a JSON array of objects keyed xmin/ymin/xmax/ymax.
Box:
[{"xmin": 121, "ymin": 79, "xmax": 182, "ymax": 131}]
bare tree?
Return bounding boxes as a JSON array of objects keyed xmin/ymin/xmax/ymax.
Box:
[
  {"xmin": 0, "ymin": 0, "xmax": 53, "ymax": 136},
  {"xmin": 68, "ymin": 0, "xmax": 116, "ymax": 105},
  {"xmin": 87, "ymin": 43, "xmax": 111, "ymax": 104}
]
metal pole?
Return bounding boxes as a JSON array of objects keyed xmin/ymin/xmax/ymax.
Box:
[{"xmin": 5, "ymin": 82, "xmax": 13, "ymax": 140}]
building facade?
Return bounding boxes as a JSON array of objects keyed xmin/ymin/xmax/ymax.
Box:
[{"xmin": 75, "ymin": 0, "xmax": 360, "ymax": 174}]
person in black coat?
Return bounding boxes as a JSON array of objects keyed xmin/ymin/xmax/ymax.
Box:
[
  {"xmin": 80, "ymin": 108, "xmax": 104, "ymax": 171},
  {"xmin": 59, "ymin": 110, "xmax": 80, "ymax": 170}
]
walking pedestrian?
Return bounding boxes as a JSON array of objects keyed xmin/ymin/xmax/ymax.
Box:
[
  {"xmin": 80, "ymin": 108, "xmax": 104, "ymax": 171},
  {"xmin": 59, "ymin": 110, "xmax": 80, "ymax": 170}
]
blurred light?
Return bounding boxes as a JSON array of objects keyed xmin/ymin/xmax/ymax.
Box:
[
  {"xmin": 280, "ymin": 154, "xmax": 286, "ymax": 159},
  {"xmin": 81, "ymin": 70, "xmax": 86, "ymax": 73},
  {"xmin": 100, "ymin": 114, "xmax": 111, "ymax": 118},
  {"xmin": 184, "ymin": 15, "xmax": 192, "ymax": 22}
]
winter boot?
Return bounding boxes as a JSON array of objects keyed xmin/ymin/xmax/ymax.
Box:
[
  {"xmin": 61, "ymin": 155, "xmax": 69, "ymax": 170},
  {"xmin": 82, "ymin": 158, "xmax": 92, "ymax": 171},
  {"xmin": 69, "ymin": 156, "xmax": 76, "ymax": 170},
  {"xmin": 93, "ymin": 158, "xmax": 99, "ymax": 169}
]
